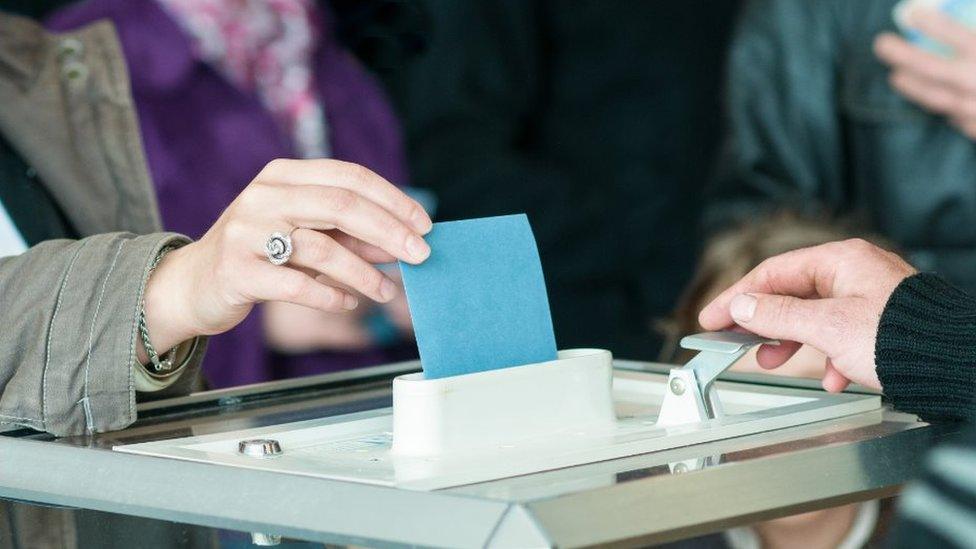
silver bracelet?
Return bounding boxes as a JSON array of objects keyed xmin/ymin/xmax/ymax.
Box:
[{"xmin": 140, "ymin": 245, "xmax": 177, "ymax": 373}]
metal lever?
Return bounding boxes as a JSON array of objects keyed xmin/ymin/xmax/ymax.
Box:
[{"xmin": 657, "ymin": 332, "xmax": 778, "ymax": 427}]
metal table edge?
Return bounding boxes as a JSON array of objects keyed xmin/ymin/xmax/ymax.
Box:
[
  {"xmin": 519, "ymin": 419, "xmax": 961, "ymax": 548},
  {"xmin": 0, "ymin": 436, "xmax": 512, "ymax": 548}
]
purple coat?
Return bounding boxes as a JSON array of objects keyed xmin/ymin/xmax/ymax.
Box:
[{"xmin": 48, "ymin": 0, "xmax": 415, "ymax": 388}]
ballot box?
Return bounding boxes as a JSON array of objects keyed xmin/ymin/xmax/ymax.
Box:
[{"xmin": 0, "ymin": 354, "xmax": 958, "ymax": 548}]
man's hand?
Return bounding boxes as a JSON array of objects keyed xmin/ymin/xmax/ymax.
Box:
[
  {"xmin": 875, "ymin": 9, "xmax": 976, "ymax": 139},
  {"xmin": 698, "ymin": 239, "xmax": 917, "ymax": 392}
]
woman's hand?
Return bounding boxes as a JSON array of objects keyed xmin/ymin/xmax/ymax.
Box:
[
  {"xmin": 698, "ymin": 239, "xmax": 916, "ymax": 392},
  {"xmin": 263, "ymin": 301, "xmax": 373, "ymax": 352},
  {"xmin": 875, "ymin": 9, "xmax": 976, "ymax": 138},
  {"xmin": 139, "ymin": 159, "xmax": 432, "ymax": 359},
  {"xmin": 263, "ymin": 269, "xmax": 413, "ymax": 353},
  {"xmin": 378, "ymin": 269, "xmax": 414, "ymax": 337}
]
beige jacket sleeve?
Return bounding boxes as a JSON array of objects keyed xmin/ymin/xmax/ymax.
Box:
[{"xmin": 0, "ymin": 231, "xmax": 206, "ymax": 437}]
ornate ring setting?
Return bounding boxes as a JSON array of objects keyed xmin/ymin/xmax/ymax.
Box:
[{"xmin": 265, "ymin": 231, "xmax": 294, "ymax": 265}]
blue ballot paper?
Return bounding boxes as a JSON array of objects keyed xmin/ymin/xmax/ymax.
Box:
[{"xmin": 399, "ymin": 214, "xmax": 558, "ymax": 379}]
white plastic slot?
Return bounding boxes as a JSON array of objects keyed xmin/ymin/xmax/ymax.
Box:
[{"xmin": 391, "ymin": 349, "xmax": 616, "ymax": 457}]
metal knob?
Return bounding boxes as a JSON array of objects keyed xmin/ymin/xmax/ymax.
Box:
[
  {"xmin": 238, "ymin": 438, "xmax": 283, "ymax": 458},
  {"xmin": 250, "ymin": 532, "xmax": 281, "ymax": 546}
]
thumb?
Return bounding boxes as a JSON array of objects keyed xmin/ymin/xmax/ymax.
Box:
[
  {"xmin": 729, "ymin": 293, "xmax": 836, "ymax": 354},
  {"xmin": 822, "ymin": 358, "xmax": 851, "ymax": 393}
]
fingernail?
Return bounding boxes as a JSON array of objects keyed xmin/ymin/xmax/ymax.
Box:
[
  {"xmin": 730, "ymin": 294, "xmax": 757, "ymax": 323},
  {"xmin": 380, "ymin": 277, "xmax": 398, "ymax": 301},
  {"xmin": 412, "ymin": 206, "xmax": 433, "ymax": 234},
  {"xmin": 343, "ymin": 294, "xmax": 359, "ymax": 310},
  {"xmin": 406, "ymin": 235, "xmax": 430, "ymax": 262}
]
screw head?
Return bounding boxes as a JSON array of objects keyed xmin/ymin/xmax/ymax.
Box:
[
  {"xmin": 672, "ymin": 463, "xmax": 689, "ymax": 474},
  {"xmin": 238, "ymin": 438, "xmax": 283, "ymax": 458},
  {"xmin": 669, "ymin": 377, "xmax": 686, "ymax": 395}
]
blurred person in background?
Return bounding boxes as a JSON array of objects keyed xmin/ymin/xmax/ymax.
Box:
[
  {"xmin": 707, "ymin": 0, "xmax": 976, "ymax": 296},
  {"xmin": 383, "ymin": 0, "xmax": 742, "ymax": 360},
  {"xmin": 46, "ymin": 0, "xmax": 426, "ymax": 388},
  {"xmin": 0, "ymin": 9, "xmax": 431, "ymax": 547},
  {"xmin": 660, "ymin": 212, "xmax": 896, "ymax": 548}
]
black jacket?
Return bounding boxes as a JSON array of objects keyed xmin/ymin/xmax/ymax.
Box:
[{"xmin": 387, "ymin": 0, "xmax": 741, "ymax": 358}]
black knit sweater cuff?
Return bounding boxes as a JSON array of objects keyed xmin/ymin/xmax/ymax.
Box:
[{"xmin": 876, "ymin": 273, "xmax": 976, "ymax": 422}]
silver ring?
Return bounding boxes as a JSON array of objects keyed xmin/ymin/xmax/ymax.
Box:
[{"xmin": 265, "ymin": 231, "xmax": 294, "ymax": 265}]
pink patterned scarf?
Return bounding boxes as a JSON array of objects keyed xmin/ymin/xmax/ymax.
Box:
[{"xmin": 157, "ymin": 0, "xmax": 330, "ymax": 158}]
